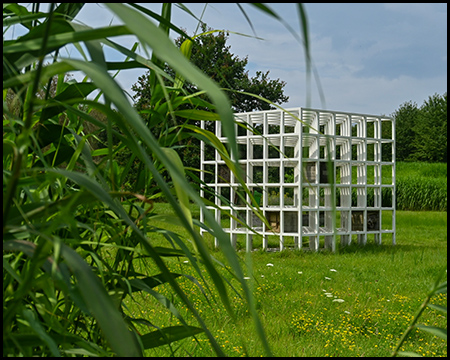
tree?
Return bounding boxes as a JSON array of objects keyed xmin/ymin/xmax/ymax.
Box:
[
  {"xmin": 392, "ymin": 100, "xmax": 420, "ymax": 162},
  {"xmin": 131, "ymin": 25, "xmax": 289, "ymax": 179},
  {"xmin": 392, "ymin": 92, "xmax": 447, "ymax": 163},
  {"xmin": 412, "ymin": 92, "xmax": 447, "ymax": 163},
  {"xmin": 132, "ymin": 25, "xmax": 289, "ymax": 114}
]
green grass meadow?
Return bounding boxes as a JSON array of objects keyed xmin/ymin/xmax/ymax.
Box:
[{"xmin": 124, "ymin": 205, "xmax": 447, "ymax": 357}]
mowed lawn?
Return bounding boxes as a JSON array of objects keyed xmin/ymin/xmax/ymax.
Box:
[{"xmin": 124, "ymin": 206, "xmax": 447, "ymax": 357}]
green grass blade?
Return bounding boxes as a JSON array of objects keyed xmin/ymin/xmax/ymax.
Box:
[
  {"xmin": 53, "ymin": 3, "xmax": 85, "ymax": 21},
  {"xmin": 235, "ymin": 3, "xmax": 258, "ymax": 38},
  {"xmin": 40, "ymin": 82, "xmax": 97, "ymax": 121},
  {"xmin": 397, "ymin": 351, "xmax": 423, "ymax": 357},
  {"xmin": 140, "ymin": 325, "xmax": 203, "ymax": 350},
  {"xmin": 160, "ymin": 147, "xmax": 193, "ymax": 229},
  {"xmin": 427, "ymin": 303, "xmax": 447, "ymax": 313},
  {"xmin": 128, "ymin": 278, "xmax": 193, "ymax": 327},
  {"xmin": 127, "ymin": 3, "xmax": 192, "ymax": 41},
  {"xmin": 3, "ymin": 25, "xmax": 131, "ymax": 55},
  {"xmin": 60, "ymin": 244, "xmax": 142, "ymax": 357},
  {"xmin": 49, "ymin": 169, "xmax": 129, "ymax": 220},
  {"xmin": 21, "ymin": 309, "xmax": 61, "ymax": 356},
  {"xmin": 172, "ymin": 109, "xmax": 221, "ymax": 121},
  {"xmin": 3, "ymin": 11, "xmax": 47, "ymax": 28},
  {"xmin": 415, "ymin": 325, "xmax": 447, "ymax": 340},
  {"xmin": 129, "ymin": 273, "xmax": 183, "ymax": 292}
]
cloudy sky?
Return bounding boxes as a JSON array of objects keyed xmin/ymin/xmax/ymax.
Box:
[{"xmin": 7, "ymin": 3, "xmax": 448, "ymax": 116}]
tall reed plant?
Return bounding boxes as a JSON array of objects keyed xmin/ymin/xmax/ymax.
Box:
[{"xmin": 3, "ymin": 3, "xmax": 312, "ymax": 356}]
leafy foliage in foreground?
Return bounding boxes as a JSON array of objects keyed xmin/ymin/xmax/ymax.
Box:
[{"xmin": 4, "ymin": 3, "xmax": 289, "ymax": 356}]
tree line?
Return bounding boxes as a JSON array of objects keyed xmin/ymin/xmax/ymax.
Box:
[{"xmin": 392, "ymin": 92, "xmax": 447, "ymax": 163}]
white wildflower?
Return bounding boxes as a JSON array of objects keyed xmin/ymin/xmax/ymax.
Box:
[
  {"xmin": 332, "ymin": 299, "xmax": 345, "ymax": 303},
  {"xmin": 266, "ymin": 263, "xmax": 274, "ymax": 267},
  {"xmin": 330, "ymin": 269, "xmax": 337, "ymax": 272},
  {"xmin": 324, "ymin": 276, "xmax": 331, "ymax": 280}
]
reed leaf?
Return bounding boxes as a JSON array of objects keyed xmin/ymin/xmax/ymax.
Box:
[{"xmin": 140, "ymin": 325, "xmax": 204, "ymax": 350}]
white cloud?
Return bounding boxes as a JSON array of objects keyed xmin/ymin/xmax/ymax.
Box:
[
  {"xmin": 307, "ymin": 74, "xmax": 447, "ymax": 115},
  {"xmin": 383, "ymin": 3, "xmax": 447, "ymax": 22},
  {"xmin": 11, "ymin": 3, "xmax": 443, "ymax": 115}
]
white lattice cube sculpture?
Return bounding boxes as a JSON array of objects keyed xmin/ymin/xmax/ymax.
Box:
[{"xmin": 200, "ymin": 108, "xmax": 395, "ymax": 252}]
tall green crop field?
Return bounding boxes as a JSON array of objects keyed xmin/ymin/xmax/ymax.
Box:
[{"xmin": 396, "ymin": 162, "xmax": 447, "ymax": 211}]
